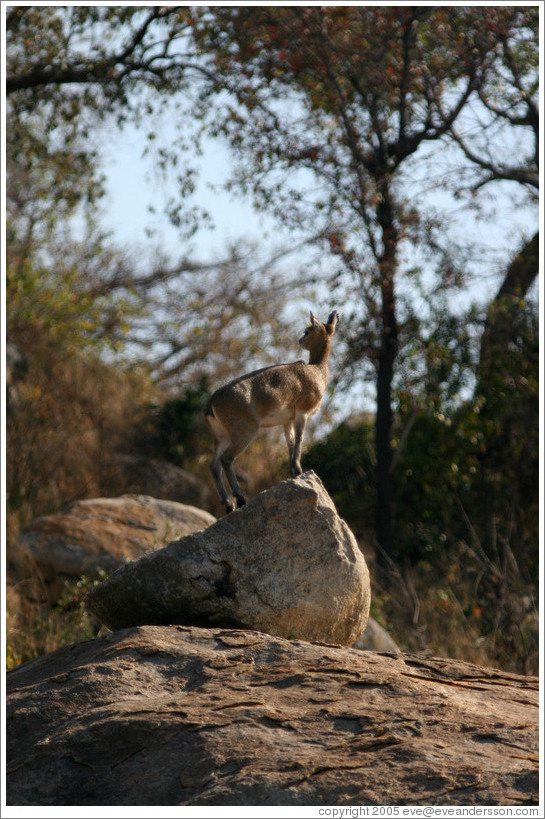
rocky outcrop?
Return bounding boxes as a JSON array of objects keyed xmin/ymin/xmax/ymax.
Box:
[
  {"xmin": 13, "ymin": 495, "xmax": 216, "ymax": 602},
  {"xmin": 6, "ymin": 625, "xmax": 538, "ymax": 806},
  {"xmin": 86, "ymin": 472, "xmax": 370, "ymax": 646}
]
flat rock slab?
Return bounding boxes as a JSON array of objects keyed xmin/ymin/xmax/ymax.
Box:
[
  {"xmin": 13, "ymin": 494, "xmax": 216, "ymax": 596},
  {"xmin": 6, "ymin": 625, "xmax": 538, "ymax": 806},
  {"xmin": 86, "ymin": 472, "xmax": 371, "ymax": 645}
]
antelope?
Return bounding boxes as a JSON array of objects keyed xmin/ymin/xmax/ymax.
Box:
[{"xmin": 204, "ymin": 310, "xmax": 338, "ymax": 513}]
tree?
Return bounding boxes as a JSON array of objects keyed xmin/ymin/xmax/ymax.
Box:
[
  {"xmin": 446, "ymin": 7, "xmax": 538, "ymax": 193},
  {"xmin": 5, "ymin": 6, "xmax": 207, "ymax": 237},
  {"xmin": 6, "ymin": 5, "xmax": 318, "ymax": 388},
  {"xmin": 5, "ymin": 5, "xmax": 202, "ymax": 325},
  {"xmin": 436, "ymin": 7, "xmax": 539, "ymax": 387},
  {"xmin": 478, "ymin": 232, "xmax": 539, "ymax": 389},
  {"xmin": 192, "ymin": 6, "xmax": 521, "ymax": 559},
  {"xmin": 114, "ymin": 241, "xmax": 320, "ymax": 390},
  {"xmin": 6, "ymin": 6, "xmax": 209, "ymax": 98}
]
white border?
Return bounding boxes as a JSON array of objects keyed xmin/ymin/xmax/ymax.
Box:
[{"xmin": 1, "ymin": 3, "xmax": 543, "ymax": 818}]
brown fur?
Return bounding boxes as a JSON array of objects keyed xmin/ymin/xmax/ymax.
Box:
[{"xmin": 205, "ymin": 310, "xmax": 338, "ymax": 513}]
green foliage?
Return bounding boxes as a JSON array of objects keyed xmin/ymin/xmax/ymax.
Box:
[
  {"xmin": 135, "ymin": 378, "xmax": 211, "ymax": 467},
  {"xmin": 6, "ymin": 574, "xmax": 107, "ymax": 672},
  {"xmin": 305, "ymin": 417, "xmax": 376, "ymax": 542},
  {"xmin": 395, "ymin": 300, "xmax": 480, "ymax": 413},
  {"xmin": 7, "ymin": 238, "xmax": 139, "ymax": 356},
  {"xmin": 394, "ymin": 410, "xmax": 468, "ymax": 562}
]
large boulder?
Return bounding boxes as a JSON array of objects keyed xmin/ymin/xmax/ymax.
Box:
[
  {"xmin": 13, "ymin": 494, "xmax": 216, "ymax": 602},
  {"xmin": 6, "ymin": 625, "xmax": 538, "ymax": 806},
  {"xmin": 86, "ymin": 472, "xmax": 370, "ymax": 646}
]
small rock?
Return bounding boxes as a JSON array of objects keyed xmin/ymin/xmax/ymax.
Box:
[
  {"xmin": 86, "ymin": 472, "xmax": 371, "ymax": 646},
  {"xmin": 353, "ymin": 616, "xmax": 401, "ymax": 653}
]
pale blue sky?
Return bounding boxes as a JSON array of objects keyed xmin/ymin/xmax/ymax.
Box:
[
  {"xmin": 101, "ymin": 115, "xmax": 538, "ymax": 310},
  {"xmin": 101, "ymin": 122, "xmax": 288, "ymax": 261}
]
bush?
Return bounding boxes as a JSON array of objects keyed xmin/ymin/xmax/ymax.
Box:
[
  {"xmin": 304, "ymin": 414, "xmax": 376, "ymax": 543},
  {"xmin": 133, "ymin": 377, "xmax": 211, "ymax": 467},
  {"xmin": 6, "ymin": 573, "xmax": 107, "ymax": 671}
]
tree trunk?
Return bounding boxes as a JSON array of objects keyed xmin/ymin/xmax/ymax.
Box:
[
  {"xmin": 374, "ymin": 186, "xmax": 399, "ymax": 564},
  {"xmin": 478, "ymin": 231, "xmax": 539, "ymax": 390}
]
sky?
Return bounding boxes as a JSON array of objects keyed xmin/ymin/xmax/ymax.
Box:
[
  {"xmin": 101, "ymin": 120, "xmax": 292, "ymax": 264},
  {"xmin": 100, "ymin": 112, "xmax": 539, "ymax": 308}
]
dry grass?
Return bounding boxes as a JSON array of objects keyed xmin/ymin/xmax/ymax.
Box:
[{"xmin": 364, "ymin": 546, "xmax": 538, "ymax": 676}]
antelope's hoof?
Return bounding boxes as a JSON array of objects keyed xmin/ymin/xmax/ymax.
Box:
[
  {"xmin": 224, "ymin": 501, "xmax": 236, "ymax": 514},
  {"xmin": 235, "ymin": 496, "xmax": 246, "ymax": 509}
]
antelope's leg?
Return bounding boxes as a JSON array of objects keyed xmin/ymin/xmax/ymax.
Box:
[
  {"xmin": 291, "ymin": 413, "xmax": 307, "ymax": 477},
  {"xmin": 210, "ymin": 439, "xmax": 235, "ymax": 513},
  {"xmin": 284, "ymin": 422, "xmax": 296, "ymax": 475},
  {"xmin": 220, "ymin": 424, "xmax": 259, "ymax": 509}
]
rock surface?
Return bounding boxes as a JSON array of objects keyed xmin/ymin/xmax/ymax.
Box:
[
  {"xmin": 108, "ymin": 454, "xmax": 215, "ymax": 509},
  {"xmin": 353, "ymin": 616, "xmax": 401, "ymax": 653},
  {"xmin": 13, "ymin": 495, "xmax": 216, "ymax": 602},
  {"xmin": 86, "ymin": 472, "xmax": 370, "ymax": 646},
  {"xmin": 6, "ymin": 625, "xmax": 538, "ymax": 806}
]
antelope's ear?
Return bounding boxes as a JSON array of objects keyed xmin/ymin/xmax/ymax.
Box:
[
  {"xmin": 310, "ymin": 311, "xmax": 320, "ymax": 326},
  {"xmin": 326, "ymin": 310, "xmax": 338, "ymax": 335}
]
